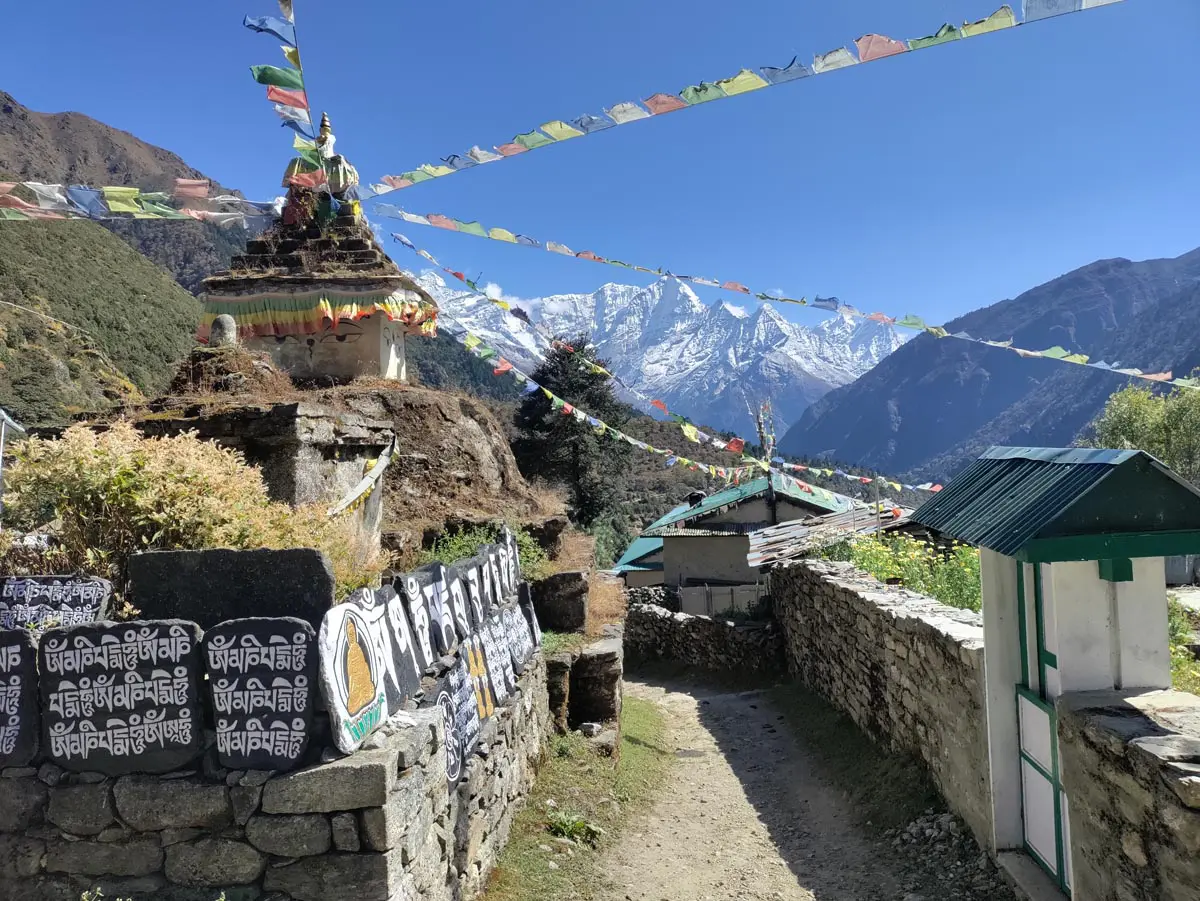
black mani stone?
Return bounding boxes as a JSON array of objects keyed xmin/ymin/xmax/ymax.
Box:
[
  {"xmin": 204, "ymin": 617, "xmax": 317, "ymax": 771},
  {"xmin": 0, "ymin": 630, "xmax": 39, "ymax": 767},
  {"xmin": 0, "ymin": 575, "xmax": 111, "ymax": 635},
  {"xmin": 39, "ymin": 620, "xmax": 204, "ymax": 776}
]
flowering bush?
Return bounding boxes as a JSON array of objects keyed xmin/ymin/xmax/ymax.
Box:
[
  {"xmin": 2, "ymin": 422, "xmax": 385, "ymax": 600},
  {"xmin": 825, "ymin": 533, "xmax": 982, "ymax": 612}
]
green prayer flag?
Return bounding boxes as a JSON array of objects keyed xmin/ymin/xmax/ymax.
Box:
[
  {"xmin": 514, "ymin": 130, "xmax": 554, "ymax": 151},
  {"xmin": 1063, "ymin": 353, "xmax": 1090, "ymax": 365},
  {"xmin": 909, "ymin": 24, "xmax": 960, "ymax": 50},
  {"xmin": 551, "ymin": 396, "xmax": 565, "ymax": 411},
  {"xmin": 896, "ymin": 314, "xmax": 927, "ymax": 330},
  {"xmin": 681, "ymin": 82, "xmax": 726, "ymax": 105},
  {"xmin": 138, "ymin": 201, "xmax": 190, "ymax": 219},
  {"xmin": 456, "ymin": 220, "xmax": 488, "ymax": 237},
  {"xmin": 1039, "ymin": 346, "xmax": 1071, "ymax": 360},
  {"xmin": 297, "ymin": 147, "xmax": 322, "ymax": 168},
  {"xmin": 251, "ymin": 65, "xmax": 305, "ymax": 89}
]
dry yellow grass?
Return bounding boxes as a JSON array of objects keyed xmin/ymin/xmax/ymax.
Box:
[
  {"xmin": 553, "ymin": 530, "xmax": 596, "ymax": 573},
  {"xmin": 587, "ymin": 574, "xmax": 627, "ymax": 636}
]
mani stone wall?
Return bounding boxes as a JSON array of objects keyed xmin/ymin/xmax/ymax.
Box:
[
  {"xmin": 771, "ymin": 559, "xmax": 992, "ymax": 846},
  {"xmin": 623, "ymin": 603, "xmax": 785, "ymax": 674},
  {"xmin": 0, "ymin": 653, "xmax": 548, "ymax": 901},
  {"xmin": 1057, "ymin": 688, "xmax": 1200, "ymax": 901}
]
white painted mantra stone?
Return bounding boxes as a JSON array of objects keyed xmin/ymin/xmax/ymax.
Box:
[
  {"xmin": 502, "ymin": 605, "xmax": 536, "ymax": 675},
  {"xmin": 0, "ymin": 630, "xmax": 39, "ymax": 767},
  {"xmin": 481, "ymin": 615, "xmax": 516, "ymax": 702},
  {"xmin": 319, "ymin": 585, "xmax": 424, "ymax": 754},
  {"xmin": 421, "ymin": 651, "xmax": 482, "ymax": 785},
  {"xmin": 0, "ymin": 574, "xmax": 111, "ymax": 635},
  {"xmin": 203, "ymin": 617, "xmax": 316, "ymax": 771},
  {"xmin": 38, "ymin": 620, "xmax": 204, "ymax": 775}
]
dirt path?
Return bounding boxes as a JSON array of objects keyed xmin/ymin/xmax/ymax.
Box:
[{"xmin": 601, "ymin": 678, "xmax": 1009, "ymax": 901}]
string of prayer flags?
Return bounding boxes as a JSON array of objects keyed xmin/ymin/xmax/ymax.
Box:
[
  {"xmin": 366, "ymin": 2, "xmax": 1124, "ymax": 198},
  {"xmin": 246, "ymin": 2, "xmax": 312, "ymax": 147},
  {"xmin": 386, "ymin": 211, "xmax": 1197, "ymax": 394}
]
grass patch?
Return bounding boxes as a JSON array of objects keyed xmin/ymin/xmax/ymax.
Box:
[
  {"xmin": 484, "ymin": 696, "xmax": 672, "ymax": 901},
  {"xmin": 541, "ymin": 631, "xmax": 589, "ymax": 657},
  {"xmin": 769, "ymin": 684, "xmax": 942, "ymax": 832},
  {"xmin": 586, "ymin": 575, "xmax": 626, "ymax": 636},
  {"xmin": 1169, "ymin": 593, "xmax": 1200, "ymax": 694}
]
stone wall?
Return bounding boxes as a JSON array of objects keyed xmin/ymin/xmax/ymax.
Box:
[
  {"xmin": 771, "ymin": 560, "xmax": 991, "ymax": 846},
  {"xmin": 1057, "ymin": 688, "xmax": 1200, "ymax": 901},
  {"xmin": 623, "ymin": 603, "xmax": 785, "ymax": 674},
  {"xmin": 0, "ymin": 654, "xmax": 548, "ymax": 901}
]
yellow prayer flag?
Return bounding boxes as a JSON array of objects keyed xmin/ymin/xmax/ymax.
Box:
[
  {"xmin": 961, "ymin": 5, "xmax": 1016, "ymax": 37},
  {"xmin": 540, "ymin": 120, "xmax": 585, "ymax": 141},
  {"xmin": 294, "ymin": 133, "xmax": 317, "ymax": 152},
  {"xmin": 418, "ymin": 163, "xmax": 455, "ymax": 178},
  {"xmin": 102, "ymin": 187, "xmax": 142, "ymax": 213},
  {"xmin": 283, "ymin": 45, "xmax": 301, "ymax": 69},
  {"xmin": 489, "ymin": 227, "xmax": 518, "ymax": 243},
  {"xmin": 716, "ymin": 68, "xmax": 769, "ymax": 96}
]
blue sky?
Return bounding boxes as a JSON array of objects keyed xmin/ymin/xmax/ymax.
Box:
[{"xmin": 1, "ymin": 0, "xmax": 1196, "ymax": 327}]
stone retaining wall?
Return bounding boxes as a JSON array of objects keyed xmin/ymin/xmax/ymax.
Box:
[
  {"xmin": 623, "ymin": 603, "xmax": 785, "ymax": 673},
  {"xmin": 1057, "ymin": 688, "xmax": 1200, "ymax": 901},
  {"xmin": 771, "ymin": 560, "xmax": 991, "ymax": 846},
  {"xmin": 0, "ymin": 655, "xmax": 548, "ymax": 901}
]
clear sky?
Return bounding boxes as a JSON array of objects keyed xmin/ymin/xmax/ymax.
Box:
[{"xmin": 1, "ymin": 0, "xmax": 1196, "ymax": 327}]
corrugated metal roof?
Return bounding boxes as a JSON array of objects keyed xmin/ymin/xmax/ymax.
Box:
[
  {"xmin": 643, "ymin": 474, "xmax": 851, "ymax": 536},
  {"xmin": 908, "ymin": 445, "xmax": 1189, "ymax": 556},
  {"xmin": 613, "ymin": 503, "xmax": 688, "ymax": 572},
  {"xmin": 746, "ymin": 507, "xmax": 912, "ymax": 569}
]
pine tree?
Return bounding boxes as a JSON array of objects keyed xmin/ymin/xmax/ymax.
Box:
[{"xmin": 512, "ymin": 334, "xmax": 632, "ymax": 527}]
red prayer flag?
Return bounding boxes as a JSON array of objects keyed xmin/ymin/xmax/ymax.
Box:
[
  {"xmin": 725, "ymin": 437, "xmax": 745, "ymax": 454},
  {"xmin": 286, "ymin": 169, "xmax": 327, "ymax": 188},
  {"xmin": 382, "ymin": 175, "xmax": 413, "ymax": 189},
  {"xmin": 562, "ymin": 403, "xmax": 575, "ymax": 415},
  {"xmin": 267, "ymin": 85, "xmax": 309, "ymax": 109},
  {"xmin": 644, "ymin": 93, "xmax": 687, "ymax": 115},
  {"xmin": 427, "ymin": 214, "xmax": 457, "ymax": 230},
  {"xmin": 930, "ymin": 485, "xmax": 943, "ymax": 492},
  {"xmin": 860, "ymin": 477, "xmax": 872, "ymax": 484},
  {"xmin": 173, "ymin": 178, "xmax": 211, "ymax": 199},
  {"xmin": 495, "ymin": 143, "xmax": 528, "ymax": 157},
  {"xmin": 650, "ymin": 399, "xmax": 668, "ymax": 413},
  {"xmin": 493, "ymin": 359, "xmax": 513, "ymax": 376},
  {"xmin": 577, "ymin": 251, "xmax": 605, "ymax": 262},
  {"xmin": 721, "ymin": 281, "xmax": 751, "ymax": 294}
]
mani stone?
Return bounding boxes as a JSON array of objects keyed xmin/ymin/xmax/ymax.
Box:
[
  {"xmin": 204, "ymin": 617, "xmax": 317, "ymax": 772},
  {"xmin": 0, "ymin": 629, "xmax": 39, "ymax": 768},
  {"xmin": 531, "ymin": 571, "xmax": 589, "ymax": 632},
  {"xmin": 39, "ymin": 620, "xmax": 205, "ymax": 776},
  {"xmin": 209, "ymin": 314, "xmax": 239, "ymax": 347},
  {"xmin": 127, "ymin": 548, "xmax": 336, "ymax": 631}
]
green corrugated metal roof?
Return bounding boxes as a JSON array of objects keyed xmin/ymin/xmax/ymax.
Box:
[
  {"xmin": 614, "ymin": 504, "xmax": 688, "ymax": 572},
  {"xmin": 909, "ymin": 446, "xmax": 1200, "ymax": 556},
  {"xmin": 641, "ymin": 474, "xmax": 851, "ymax": 537}
]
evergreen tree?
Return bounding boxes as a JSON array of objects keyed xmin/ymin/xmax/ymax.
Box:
[{"xmin": 512, "ymin": 334, "xmax": 632, "ymax": 527}]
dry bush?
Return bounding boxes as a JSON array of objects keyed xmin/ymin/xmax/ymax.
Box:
[
  {"xmin": 553, "ymin": 530, "xmax": 596, "ymax": 573},
  {"xmin": 587, "ymin": 574, "xmax": 627, "ymax": 636},
  {"xmin": 2, "ymin": 422, "xmax": 385, "ymax": 599},
  {"xmin": 528, "ymin": 481, "xmax": 568, "ymax": 516}
]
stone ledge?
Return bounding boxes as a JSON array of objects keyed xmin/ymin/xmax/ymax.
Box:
[{"xmin": 261, "ymin": 746, "xmax": 399, "ymax": 814}]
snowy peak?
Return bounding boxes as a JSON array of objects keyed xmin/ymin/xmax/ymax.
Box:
[{"xmin": 415, "ymin": 272, "xmax": 907, "ymax": 436}]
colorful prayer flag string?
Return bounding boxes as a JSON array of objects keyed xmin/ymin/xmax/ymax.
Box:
[
  {"xmin": 386, "ymin": 212, "xmax": 1194, "ymax": 394},
  {"xmin": 363, "ymin": 2, "xmax": 1122, "ymax": 198}
]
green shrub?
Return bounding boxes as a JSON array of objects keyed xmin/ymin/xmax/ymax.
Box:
[
  {"xmin": 2, "ymin": 422, "xmax": 386, "ymax": 599},
  {"xmin": 825, "ymin": 534, "xmax": 982, "ymax": 612},
  {"xmin": 417, "ymin": 523, "xmax": 550, "ymax": 581}
]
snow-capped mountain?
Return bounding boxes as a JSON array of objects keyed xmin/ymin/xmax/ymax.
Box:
[{"xmin": 413, "ymin": 272, "xmax": 908, "ymax": 436}]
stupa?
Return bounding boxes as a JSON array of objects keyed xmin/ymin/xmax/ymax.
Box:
[{"xmin": 198, "ymin": 113, "xmax": 438, "ymax": 382}]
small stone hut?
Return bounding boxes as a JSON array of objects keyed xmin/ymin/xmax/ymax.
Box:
[{"xmin": 198, "ymin": 116, "xmax": 438, "ymax": 382}]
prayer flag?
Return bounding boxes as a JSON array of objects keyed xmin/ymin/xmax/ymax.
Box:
[
  {"xmin": 383, "ymin": 175, "xmax": 414, "ymax": 190},
  {"xmin": 468, "ymin": 145, "xmax": 503, "ymax": 164},
  {"xmin": 101, "ymin": 187, "xmax": 142, "ymax": 214},
  {"xmin": 489, "ymin": 227, "xmax": 518, "ymax": 242},
  {"xmin": 909, "ymin": 24, "xmax": 961, "ymax": 50},
  {"xmin": 393, "ymin": 233, "xmax": 415, "ymax": 250},
  {"xmin": 274, "ymin": 103, "xmax": 312, "ymax": 126},
  {"xmin": 173, "ymin": 178, "xmax": 210, "ymax": 199},
  {"xmin": 540, "ymin": 120, "xmax": 585, "ymax": 140},
  {"xmin": 813, "ymin": 48, "xmax": 859, "ymax": 73},
  {"xmin": 962, "ymin": 6, "xmax": 1017, "ymax": 37},
  {"xmin": 251, "ymin": 64, "xmax": 305, "ymax": 89},
  {"xmin": 278, "ymin": 0, "xmax": 295, "ymax": 23},
  {"xmin": 813, "ymin": 297, "xmax": 840, "ymax": 311},
  {"xmin": 760, "ymin": 56, "xmax": 812, "ymax": 84},
  {"xmin": 572, "ymin": 113, "xmax": 615, "ymax": 133},
  {"xmin": 267, "ymin": 85, "xmax": 308, "ymax": 108},
  {"xmin": 244, "ymin": 16, "xmax": 296, "ymax": 46},
  {"xmin": 66, "ymin": 186, "xmax": 107, "ymax": 218},
  {"xmin": 855, "ymin": 34, "xmax": 908, "ymax": 61},
  {"xmin": 25, "ymin": 183, "xmax": 72, "ymax": 212},
  {"xmin": 604, "ymin": 102, "xmax": 651, "ymax": 124},
  {"xmin": 1023, "ymin": 0, "xmax": 1083, "ymax": 21},
  {"xmin": 896, "ymin": 314, "xmax": 926, "ymax": 330},
  {"xmin": 721, "ymin": 281, "xmax": 750, "ymax": 294},
  {"xmin": 643, "ymin": 93, "xmax": 687, "ymax": 115},
  {"xmin": 681, "ymin": 82, "xmax": 726, "ymax": 105},
  {"xmin": 493, "ymin": 359, "xmax": 513, "ymax": 375},
  {"xmin": 650, "ymin": 400, "xmax": 668, "ymax": 413},
  {"xmin": 427, "ymin": 214, "xmax": 457, "ymax": 230},
  {"xmin": 726, "ymin": 437, "xmax": 745, "ymax": 453},
  {"xmin": 442, "ymin": 154, "xmax": 477, "ymax": 170},
  {"xmin": 495, "ymin": 143, "xmax": 528, "ymax": 157},
  {"xmin": 716, "ymin": 69, "xmax": 768, "ymax": 95},
  {"xmin": 418, "ymin": 163, "xmax": 455, "ymax": 178},
  {"xmin": 547, "ymin": 242, "xmax": 574, "ymax": 255},
  {"xmin": 513, "ymin": 130, "xmax": 554, "ymax": 151},
  {"xmin": 283, "ymin": 45, "xmax": 301, "ymax": 68}
]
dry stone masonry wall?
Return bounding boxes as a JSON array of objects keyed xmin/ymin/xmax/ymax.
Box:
[
  {"xmin": 0, "ymin": 526, "xmax": 550, "ymax": 900},
  {"xmin": 1057, "ymin": 689, "xmax": 1200, "ymax": 901},
  {"xmin": 623, "ymin": 603, "xmax": 784, "ymax": 674},
  {"xmin": 771, "ymin": 560, "xmax": 992, "ymax": 846}
]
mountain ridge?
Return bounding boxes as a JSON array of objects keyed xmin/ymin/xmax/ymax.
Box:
[{"xmin": 413, "ymin": 271, "xmax": 908, "ymax": 437}]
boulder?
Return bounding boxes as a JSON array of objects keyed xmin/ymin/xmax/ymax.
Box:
[
  {"xmin": 127, "ymin": 548, "xmax": 336, "ymax": 630},
  {"xmin": 531, "ymin": 572, "xmax": 589, "ymax": 632},
  {"xmin": 568, "ymin": 638, "xmax": 623, "ymax": 728}
]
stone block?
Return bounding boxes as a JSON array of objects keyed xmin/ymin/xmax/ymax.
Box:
[
  {"xmin": 332, "ymin": 812, "xmax": 361, "ymax": 851},
  {"xmin": 260, "ymin": 747, "xmax": 398, "ymax": 814},
  {"xmin": 113, "ymin": 777, "xmax": 232, "ymax": 831},
  {"xmin": 0, "ymin": 833, "xmax": 44, "ymax": 878},
  {"xmin": 230, "ymin": 783, "xmax": 263, "ymax": 825},
  {"xmin": 128, "ymin": 548, "xmax": 336, "ymax": 631},
  {"xmin": 263, "ymin": 850, "xmax": 402, "ymax": 901},
  {"xmin": 246, "ymin": 813, "xmax": 331, "ymax": 857},
  {"xmin": 531, "ymin": 572, "xmax": 589, "ymax": 632},
  {"xmin": 47, "ymin": 783, "xmax": 115, "ymax": 836},
  {"xmin": 165, "ymin": 838, "xmax": 267, "ymax": 886},
  {"xmin": 545, "ymin": 652, "xmax": 575, "ymax": 734},
  {"xmin": 0, "ymin": 777, "xmax": 46, "ymax": 831},
  {"xmin": 45, "ymin": 836, "xmax": 163, "ymax": 876},
  {"xmin": 568, "ymin": 638, "xmax": 623, "ymax": 728}
]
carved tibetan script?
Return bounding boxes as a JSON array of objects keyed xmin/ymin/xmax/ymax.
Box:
[
  {"xmin": 39, "ymin": 620, "xmax": 204, "ymax": 775},
  {"xmin": 204, "ymin": 618, "xmax": 316, "ymax": 771}
]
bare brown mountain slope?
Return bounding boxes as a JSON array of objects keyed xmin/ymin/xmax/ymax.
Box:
[{"xmin": 0, "ymin": 90, "xmax": 243, "ymax": 293}]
